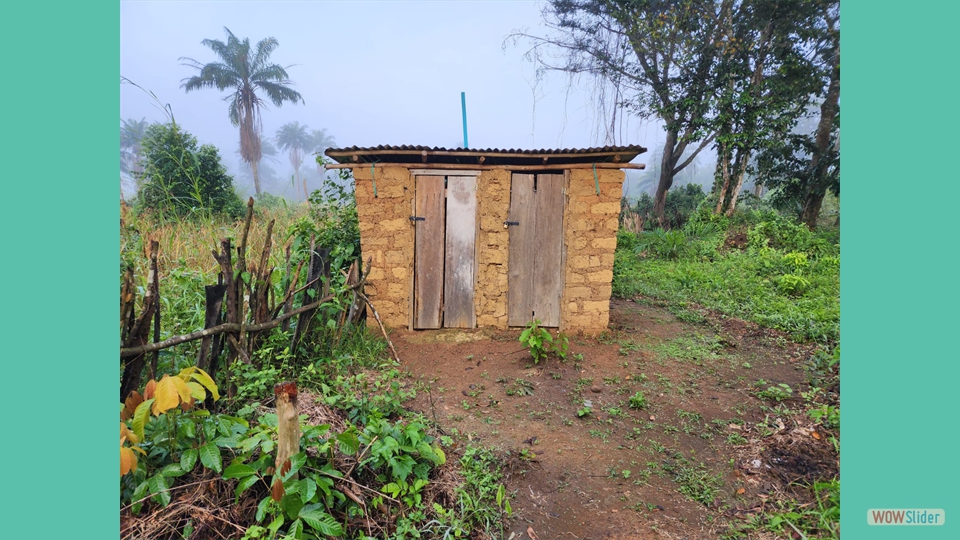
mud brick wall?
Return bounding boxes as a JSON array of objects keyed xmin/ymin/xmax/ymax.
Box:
[
  {"xmin": 559, "ymin": 168, "xmax": 624, "ymax": 335},
  {"xmin": 352, "ymin": 165, "xmax": 414, "ymax": 328},
  {"xmin": 474, "ymin": 169, "xmax": 511, "ymax": 327}
]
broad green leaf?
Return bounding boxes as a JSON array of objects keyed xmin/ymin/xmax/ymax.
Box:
[
  {"xmin": 434, "ymin": 445, "xmax": 446, "ymax": 465},
  {"xmin": 255, "ymin": 496, "xmax": 271, "ymax": 522},
  {"xmin": 131, "ymin": 480, "xmax": 149, "ymax": 515},
  {"xmin": 190, "ymin": 368, "xmax": 220, "ymax": 401},
  {"xmin": 199, "ymin": 442, "xmax": 222, "ymax": 473},
  {"xmin": 132, "ymin": 399, "xmax": 154, "ymax": 441},
  {"xmin": 336, "ymin": 432, "xmax": 359, "ymax": 456},
  {"xmin": 288, "ymin": 518, "xmax": 303, "ymax": 539},
  {"xmin": 267, "ymin": 514, "xmax": 285, "ymax": 536},
  {"xmin": 148, "ymin": 473, "xmax": 171, "ymax": 507},
  {"xmin": 180, "ymin": 448, "xmax": 198, "ymax": 472},
  {"xmin": 214, "ymin": 434, "xmax": 241, "ymax": 448},
  {"xmin": 160, "ymin": 463, "xmax": 187, "ymax": 477},
  {"xmin": 223, "ymin": 463, "xmax": 256, "ymax": 479},
  {"xmin": 239, "ymin": 435, "xmax": 262, "ymax": 454},
  {"xmin": 299, "ymin": 506, "xmax": 343, "ymax": 536},
  {"xmin": 281, "ymin": 493, "xmax": 304, "ymax": 520},
  {"xmin": 283, "ymin": 453, "xmax": 307, "ymax": 481},
  {"xmin": 301, "ymin": 477, "xmax": 317, "ymax": 504},
  {"xmin": 235, "ymin": 475, "xmax": 259, "ymax": 498}
]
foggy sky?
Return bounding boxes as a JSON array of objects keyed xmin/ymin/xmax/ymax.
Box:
[{"xmin": 120, "ymin": 1, "xmax": 697, "ymax": 196}]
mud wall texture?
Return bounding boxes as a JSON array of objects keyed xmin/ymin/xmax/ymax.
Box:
[
  {"xmin": 351, "ymin": 166, "xmax": 623, "ymax": 334},
  {"xmin": 558, "ymin": 169, "xmax": 624, "ymax": 335},
  {"xmin": 352, "ymin": 165, "xmax": 414, "ymax": 329},
  {"xmin": 474, "ymin": 169, "xmax": 511, "ymax": 328}
]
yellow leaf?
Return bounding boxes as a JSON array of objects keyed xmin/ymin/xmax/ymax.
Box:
[
  {"xmin": 120, "ymin": 422, "xmax": 139, "ymax": 445},
  {"xmin": 152, "ymin": 375, "xmax": 181, "ymax": 416},
  {"xmin": 190, "ymin": 368, "xmax": 220, "ymax": 401},
  {"xmin": 171, "ymin": 376, "xmax": 193, "ymax": 404},
  {"xmin": 187, "ymin": 381, "xmax": 206, "ymax": 400},
  {"xmin": 120, "ymin": 446, "xmax": 138, "ymax": 476}
]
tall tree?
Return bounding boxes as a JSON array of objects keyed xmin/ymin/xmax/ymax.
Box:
[
  {"xmin": 513, "ymin": 0, "xmax": 729, "ymax": 223},
  {"xmin": 752, "ymin": 0, "xmax": 839, "ymax": 228},
  {"xmin": 275, "ymin": 121, "xmax": 313, "ymax": 200},
  {"xmin": 711, "ymin": 0, "xmax": 824, "ymax": 216},
  {"xmin": 180, "ymin": 27, "xmax": 304, "ymax": 195},
  {"xmin": 121, "ymin": 117, "xmax": 150, "ymax": 191},
  {"xmin": 310, "ymin": 128, "xmax": 337, "ymax": 177}
]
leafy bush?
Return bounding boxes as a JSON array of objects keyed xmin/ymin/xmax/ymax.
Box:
[
  {"xmin": 136, "ymin": 123, "xmax": 245, "ymax": 220},
  {"xmin": 636, "ymin": 228, "xmax": 687, "ymax": 259},
  {"xmin": 624, "ymin": 183, "xmax": 708, "ymax": 230}
]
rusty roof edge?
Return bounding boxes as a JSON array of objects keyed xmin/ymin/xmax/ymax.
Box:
[{"xmin": 324, "ymin": 144, "xmax": 647, "ymax": 164}]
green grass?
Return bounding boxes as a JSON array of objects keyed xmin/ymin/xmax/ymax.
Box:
[{"xmin": 613, "ymin": 217, "xmax": 840, "ymax": 343}]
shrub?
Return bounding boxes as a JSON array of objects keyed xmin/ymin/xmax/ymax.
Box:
[{"xmin": 136, "ymin": 123, "xmax": 244, "ymax": 219}]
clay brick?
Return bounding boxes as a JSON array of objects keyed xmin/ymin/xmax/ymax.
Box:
[
  {"xmin": 582, "ymin": 300, "xmax": 609, "ymax": 313},
  {"xmin": 592, "ymin": 237, "xmax": 618, "ymax": 250},
  {"xmin": 391, "ymin": 267, "xmax": 408, "ymax": 279},
  {"xmin": 566, "ymin": 286, "xmax": 593, "ymax": 299},
  {"xmin": 571, "ymin": 255, "xmax": 591, "ymax": 269},
  {"xmin": 381, "ymin": 218, "xmax": 407, "ymax": 232},
  {"xmin": 567, "ymin": 302, "xmax": 580, "ymax": 312},
  {"xmin": 587, "ymin": 270, "xmax": 613, "ymax": 282},
  {"xmin": 590, "ymin": 202, "xmax": 621, "ymax": 215}
]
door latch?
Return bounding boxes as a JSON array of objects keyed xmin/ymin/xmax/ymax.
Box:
[
  {"xmin": 503, "ymin": 220, "xmax": 520, "ymax": 228},
  {"xmin": 409, "ymin": 216, "xmax": 425, "ymax": 222}
]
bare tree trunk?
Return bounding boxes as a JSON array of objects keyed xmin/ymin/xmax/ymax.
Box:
[
  {"xmin": 714, "ymin": 143, "xmax": 732, "ymax": 214},
  {"xmin": 652, "ymin": 130, "xmax": 678, "ymax": 225},
  {"xmin": 802, "ymin": 21, "xmax": 840, "ymax": 229},
  {"xmin": 724, "ymin": 149, "xmax": 751, "ymax": 216},
  {"xmin": 252, "ymin": 160, "xmax": 261, "ymax": 196}
]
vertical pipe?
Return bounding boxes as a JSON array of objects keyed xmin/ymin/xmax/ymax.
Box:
[{"xmin": 461, "ymin": 91, "xmax": 469, "ymax": 149}]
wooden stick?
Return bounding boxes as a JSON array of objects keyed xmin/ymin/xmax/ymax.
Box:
[
  {"xmin": 120, "ymin": 277, "xmax": 368, "ymax": 357},
  {"xmin": 274, "ymin": 381, "xmax": 300, "ymax": 480},
  {"xmin": 324, "ymin": 162, "xmax": 644, "ymax": 171},
  {"xmin": 355, "ymin": 291, "xmax": 400, "ymax": 363}
]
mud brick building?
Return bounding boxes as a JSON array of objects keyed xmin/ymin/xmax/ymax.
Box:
[{"xmin": 325, "ymin": 145, "xmax": 646, "ymax": 335}]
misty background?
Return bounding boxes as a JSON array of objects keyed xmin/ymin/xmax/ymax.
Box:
[{"xmin": 120, "ymin": 0, "xmax": 723, "ymax": 201}]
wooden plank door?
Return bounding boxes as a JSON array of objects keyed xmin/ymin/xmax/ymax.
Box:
[
  {"xmin": 507, "ymin": 174, "xmax": 537, "ymax": 326},
  {"xmin": 443, "ymin": 176, "xmax": 477, "ymax": 328},
  {"xmin": 533, "ymin": 174, "xmax": 564, "ymax": 327},
  {"xmin": 414, "ymin": 176, "xmax": 445, "ymax": 329},
  {"xmin": 507, "ymin": 173, "xmax": 564, "ymax": 327}
]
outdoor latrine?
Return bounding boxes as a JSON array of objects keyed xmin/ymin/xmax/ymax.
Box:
[{"xmin": 324, "ymin": 145, "xmax": 646, "ymax": 335}]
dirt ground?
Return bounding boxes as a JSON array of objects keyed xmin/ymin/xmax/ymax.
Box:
[{"xmin": 393, "ymin": 297, "xmax": 838, "ymax": 540}]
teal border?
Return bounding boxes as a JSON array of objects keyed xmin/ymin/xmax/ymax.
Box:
[
  {"xmin": 4, "ymin": 1, "xmax": 117, "ymax": 538},
  {"xmin": 844, "ymin": 1, "xmax": 958, "ymax": 539}
]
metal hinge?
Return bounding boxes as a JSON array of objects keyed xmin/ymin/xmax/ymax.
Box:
[
  {"xmin": 409, "ymin": 216, "xmax": 425, "ymax": 222},
  {"xmin": 503, "ymin": 221, "xmax": 520, "ymax": 228}
]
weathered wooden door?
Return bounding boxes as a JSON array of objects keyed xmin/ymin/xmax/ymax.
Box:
[
  {"xmin": 507, "ymin": 173, "xmax": 565, "ymax": 327},
  {"xmin": 413, "ymin": 174, "xmax": 477, "ymax": 329}
]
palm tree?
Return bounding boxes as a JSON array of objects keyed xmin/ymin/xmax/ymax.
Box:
[
  {"xmin": 310, "ymin": 128, "xmax": 337, "ymax": 174},
  {"xmin": 275, "ymin": 122, "xmax": 313, "ymax": 200},
  {"xmin": 180, "ymin": 27, "xmax": 304, "ymax": 195},
  {"xmin": 121, "ymin": 118, "xmax": 150, "ymax": 197}
]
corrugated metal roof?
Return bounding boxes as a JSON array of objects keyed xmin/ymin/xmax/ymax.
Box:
[{"xmin": 325, "ymin": 144, "xmax": 646, "ymax": 166}]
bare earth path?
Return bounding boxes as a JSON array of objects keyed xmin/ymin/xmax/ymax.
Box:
[{"xmin": 393, "ymin": 297, "xmax": 838, "ymax": 540}]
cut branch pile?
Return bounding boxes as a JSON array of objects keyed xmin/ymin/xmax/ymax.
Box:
[{"xmin": 120, "ymin": 197, "xmax": 387, "ymax": 402}]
